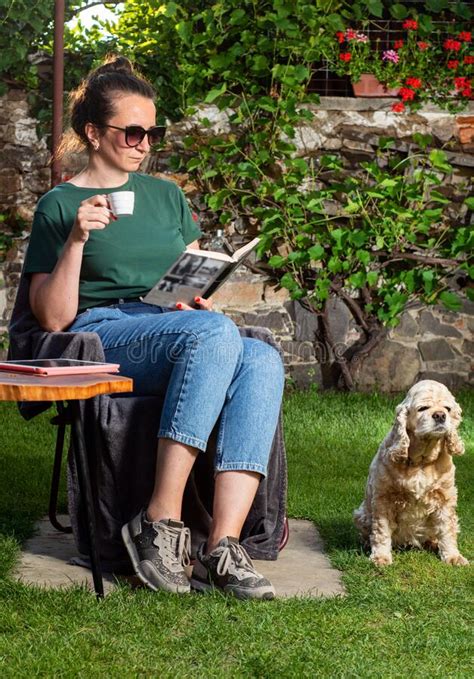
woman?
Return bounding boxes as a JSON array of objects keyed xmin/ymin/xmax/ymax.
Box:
[{"xmin": 25, "ymin": 55, "xmax": 285, "ymax": 600}]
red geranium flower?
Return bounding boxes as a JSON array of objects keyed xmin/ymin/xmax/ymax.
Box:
[
  {"xmin": 447, "ymin": 60, "xmax": 459, "ymax": 69},
  {"xmin": 403, "ymin": 19, "xmax": 418, "ymax": 30},
  {"xmin": 458, "ymin": 31, "xmax": 472, "ymax": 42},
  {"xmin": 394, "ymin": 40, "xmax": 404, "ymax": 50},
  {"xmin": 417, "ymin": 41, "xmax": 429, "ymax": 50},
  {"xmin": 336, "ymin": 31, "xmax": 345, "ymax": 44},
  {"xmin": 406, "ymin": 77, "xmax": 422, "ymax": 88},
  {"xmin": 454, "ymin": 76, "xmax": 468, "ymax": 89},
  {"xmin": 400, "ymin": 87, "xmax": 415, "ymax": 101},
  {"xmin": 339, "ymin": 52, "xmax": 351, "ymax": 62},
  {"xmin": 392, "ymin": 102, "xmax": 405, "ymax": 112},
  {"xmin": 464, "ymin": 56, "xmax": 474, "ymax": 64},
  {"xmin": 462, "ymin": 86, "xmax": 472, "ymax": 98},
  {"xmin": 444, "ymin": 39, "xmax": 462, "ymax": 52}
]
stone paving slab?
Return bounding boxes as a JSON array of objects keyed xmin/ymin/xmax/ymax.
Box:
[{"xmin": 13, "ymin": 516, "xmax": 345, "ymax": 598}]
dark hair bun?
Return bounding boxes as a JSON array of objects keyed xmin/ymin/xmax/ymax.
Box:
[{"xmin": 89, "ymin": 54, "xmax": 135, "ymax": 80}]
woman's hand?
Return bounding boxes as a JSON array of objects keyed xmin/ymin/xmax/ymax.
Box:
[
  {"xmin": 176, "ymin": 296, "xmax": 213, "ymax": 311},
  {"xmin": 70, "ymin": 194, "xmax": 116, "ymax": 244}
]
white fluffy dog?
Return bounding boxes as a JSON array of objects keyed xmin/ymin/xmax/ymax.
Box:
[{"xmin": 354, "ymin": 380, "xmax": 469, "ymax": 566}]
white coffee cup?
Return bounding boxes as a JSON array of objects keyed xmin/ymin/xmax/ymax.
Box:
[{"xmin": 108, "ymin": 191, "xmax": 135, "ymax": 217}]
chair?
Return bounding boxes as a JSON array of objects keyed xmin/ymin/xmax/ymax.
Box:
[{"xmin": 8, "ymin": 269, "xmax": 289, "ymax": 572}]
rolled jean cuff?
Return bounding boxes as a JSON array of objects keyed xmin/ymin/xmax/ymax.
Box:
[
  {"xmin": 214, "ymin": 461, "xmax": 267, "ymax": 478},
  {"xmin": 157, "ymin": 429, "xmax": 208, "ymax": 452}
]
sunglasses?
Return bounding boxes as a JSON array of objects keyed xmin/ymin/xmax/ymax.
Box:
[{"xmin": 103, "ymin": 124, "xmax": 166, "ymax": 147}]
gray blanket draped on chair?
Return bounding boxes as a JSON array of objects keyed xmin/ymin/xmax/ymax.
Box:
[{"xmin": 8, "ymin": 269, "xmax": 288, "ymax": 571}]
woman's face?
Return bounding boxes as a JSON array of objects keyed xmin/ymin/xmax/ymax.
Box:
[{"xmin": 91, "ymin": 93, "xmax": 156, "ymax": 172}]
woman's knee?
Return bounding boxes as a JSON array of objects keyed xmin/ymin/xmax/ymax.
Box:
[
  {"xmin": 190, "ymin": 311, "xmax": 243, "ymax": 367},
  {"xmin": 243, "ymin": 338, "xmax": 285, "ymax": 385}
]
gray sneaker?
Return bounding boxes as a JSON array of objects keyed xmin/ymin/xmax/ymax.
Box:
[
  {"xmin": 121, "ymin": 510, "xmax": 191, "ymax": 593},
  {"xmin": 191, "ymin": 536, "xmax": 275, "ymax": 600}
]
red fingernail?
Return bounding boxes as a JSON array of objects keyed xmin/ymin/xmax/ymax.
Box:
[
  {"xmin": 195, "ymin": 297, "xmax": 201, "ymax": 303},
  {"xmin": 176, "ymin": 303, "xmax": 183, "ymax": 309}
]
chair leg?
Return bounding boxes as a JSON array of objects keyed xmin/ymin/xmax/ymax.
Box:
[
  {"xmin": 49, "ymin": 402, "xmax": 72, "ymax": 533},
  {"xmin": 279, "ymin": 516, "xmax": 290, "ymax": 551},
  {"xmin": 69, "ymin": 399, "xmax": 104, "ymax": 599}
]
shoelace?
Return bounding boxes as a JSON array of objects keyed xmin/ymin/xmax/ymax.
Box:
[
  {"xmin": 158, "ymin": 524, "xmax": 191, "ymax": 570},
  {"xmin": 216, "ymin": 542, "xmax": 257, "ymax": 577}
]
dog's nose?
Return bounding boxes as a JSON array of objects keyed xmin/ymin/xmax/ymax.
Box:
[{"xmin": 432, "ymin": 411, "xmax": 446, "ymax": 423}]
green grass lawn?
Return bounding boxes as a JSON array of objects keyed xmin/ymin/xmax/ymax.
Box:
[{"xmin": 0, "ymin": 389, "xmax": 472, "ymax": 678}]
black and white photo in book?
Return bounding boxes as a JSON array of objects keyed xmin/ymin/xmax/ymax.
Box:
[
  {"xmin": 143, "ymin": 237, "xmax": 260, "ymax": 308},
  {"xmin": 154, "ymin": 254, "xmax": 227, "ymax": 300}
]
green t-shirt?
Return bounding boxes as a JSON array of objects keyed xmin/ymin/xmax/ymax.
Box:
[{"xmin": 24, "ymin": 172, "xmax": 202, "ymax": 311}]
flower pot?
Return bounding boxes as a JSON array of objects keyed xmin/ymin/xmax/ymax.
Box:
[{"xmin": 352, "ymin": 73, "xmax": 400, "ymax": 97}]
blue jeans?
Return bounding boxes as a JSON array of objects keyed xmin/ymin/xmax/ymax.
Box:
[{"xmin": 69, "ymin": 302, "xmax": 285, "ymax": 476}]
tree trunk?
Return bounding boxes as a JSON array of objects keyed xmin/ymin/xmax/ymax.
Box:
[{"xmin": 299, "ymin": 294, "xmax": 387, "ymax": 391}]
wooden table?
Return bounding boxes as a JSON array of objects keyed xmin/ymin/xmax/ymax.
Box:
[{"xmin": 0, "ymin": 371, "xmax": 133, "ymax": 598}]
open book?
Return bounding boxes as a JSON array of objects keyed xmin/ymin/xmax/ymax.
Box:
[{"xmin": 143, "ymin": 237, "xmax": 260, "ymax": 308}]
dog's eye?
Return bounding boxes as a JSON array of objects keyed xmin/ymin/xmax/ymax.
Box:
[
  {"xmin": 445, "ymin": 406, "xmax": 451, "ymax": 412},
  {"xmin": 417, "ymin": 406, "xmax": 430, "ymax": 412}
]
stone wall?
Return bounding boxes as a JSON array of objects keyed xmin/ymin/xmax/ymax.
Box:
[
  {"xmin": 0, "ymin": 90, "xmax": 50, "ymax": 217},
  {"xmin": 0, "ymin": 90, "xmax": 472, "ymax": 391},
  {"xmin": 0, "ymin": 89, "xmax": 49, "ymax": 345}
]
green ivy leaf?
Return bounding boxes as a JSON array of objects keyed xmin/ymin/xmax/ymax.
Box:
[
  {"xmin": 328, "ymin": 256, "xmax": 343, "ymax": 273},
  {"xmin": 280, "ymin": 272, "xmax": 299, "ymax": 290},
  {"xmin": 452, "ymin": 1, "xmax": 472, "ymax": 19},
  {"xmin": 348, "ymin": 271, "xmax": 366, "ymax": 288},
  {"xmin": 418, "ymin": 14, "xmax": 434, "ymax": 32},
  {"xmin": 204, "ymin": 82, "xmax": 227, "ymax": 103},
  {"xmin": 430, "ymin": 191, "xmax": 450, "ymax": 204},
  {"xmin": 308, "ymin": 244, "xmax": 325, "ymax": 260},
  {"xmin": 429, "ymin": 149, "xmax": 452, "ymax": 173},
  {"xmin": 365, "ymin": 0, "xmax": 384, "ymax": 17},
  {"xmin": 326, "ymin": 13, "xmax": 345, "ymax": 32},
  {"xmin": 367, "ymin": 271, "xmax": 378, "ymax": 287},
  {"xmin": 187, "ymin": 157, "xmax": 201, "ymax": 171},
  {"xmin": 390, "ymin": 4, "xmax": 408, "ymax": 19},
  {"xmin": 288, "ymin": 251, "xmax": 309, "ymax": 265},
  {"xmin": 349, "ymin": 231, "xmax": 367, "ymax": 248},
  {"xmin": 330, "ymin": 229, "xmax": 345, "ymax": 249},
  {"xmin": 268, "ymin": 255, "xmax": 286, "ymax": 268},
  {"xmin": 356, "ymin": 250, "xmax": 371, "ymax": 266},
  {"xmin": 464, "ymin": 197, "xmax": 474, "ymax": 210},
  {"xmin": 229, "ymin": 9, "xmax": 246, "ymax": 24},
  {"xmin": 344, "ymin": 200, "xmax": 362, "ymax": 214},
  {"xmin": 413, "ymin": 133, "xmax": 433, "ymax": 150},
  {"xmin": 403, "ymin": 269, "xmax": 416, "ymax": 294},
  {"xmin": 378, "ymin": 137, "xmax": 396, "ymax": 150},
  {"xmin": 208, "ymin": 189, "xmax": 232, "ymax": 210},
  {"xmin": 439, "ymin": 290, "xmax": 462, "ymax": 311},
  {"xmin": 422, "ymin": 270, "xmax": 434, "ymax": 294},
  {"xmin": 425, "ymin": 0, "xmax": 449, "ymax": 13}
]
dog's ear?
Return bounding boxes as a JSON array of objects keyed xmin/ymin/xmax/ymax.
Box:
[
  {"xmin": 445, "ymin": 429, "xmax": 465, "ymax": 456},
  {"xmin": 445, "ymin": 398, "xmax": 464, "ymax": 456},
  {"xmin": 387, "ymin": 403, "xmax": 410, "ymax": 463}
]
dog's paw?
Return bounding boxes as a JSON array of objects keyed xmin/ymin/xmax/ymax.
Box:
[
  {"xmin": 370, "ymin": 553, "xmax": 393, "ymax": 566},
  {"xmin": 442, "ymin": 553, "xmax": 469, "ymax": 566}
]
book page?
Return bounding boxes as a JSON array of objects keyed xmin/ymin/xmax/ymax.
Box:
[
  {"xmin": 230, "ymin": 237, "xmax": 260, "ymax": 262},
  {"xmin": 144, "ymin": 252, "xmax": 230, "ymax": 307}
]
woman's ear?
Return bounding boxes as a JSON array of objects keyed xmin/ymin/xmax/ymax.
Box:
[
  {"xmin": 387, "ymin": 403, "xmax": 410, "ymax": 463},
  {"xmin": 85, "ymin": 122, "xmax": 100, "ymax": 150}
]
